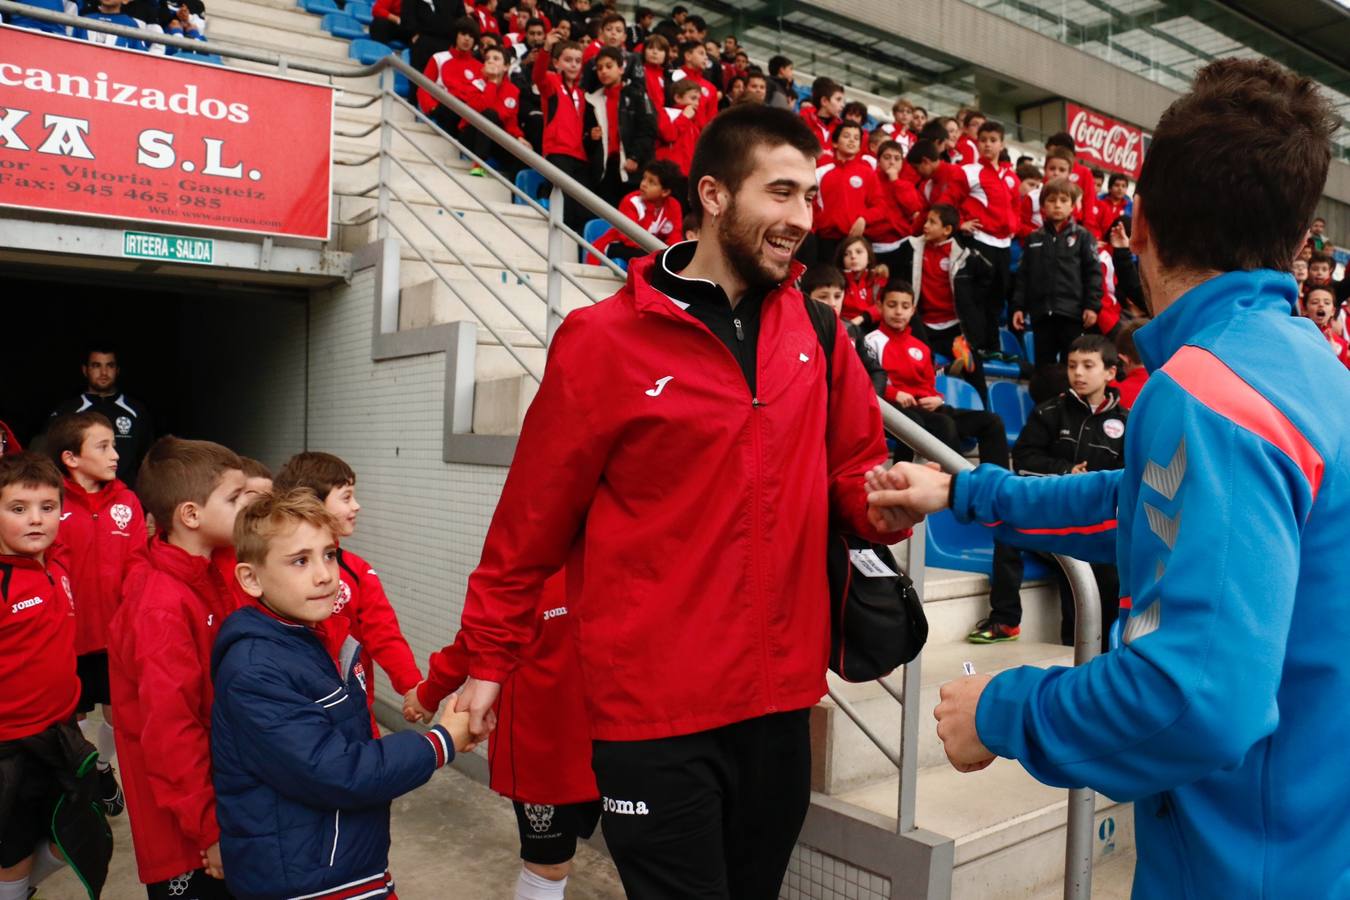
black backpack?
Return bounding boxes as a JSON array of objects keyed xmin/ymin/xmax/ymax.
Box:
[{"xmin": 802, "ymin": 296, "xmax": 928, "ymax": 682}]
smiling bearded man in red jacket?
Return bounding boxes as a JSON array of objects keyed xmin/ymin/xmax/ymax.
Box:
[{"xmin": 450, "ymin": 104, "xmax": 913, "ymax": 899}]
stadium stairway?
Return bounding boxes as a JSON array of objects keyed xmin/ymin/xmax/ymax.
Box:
[{"xmin": 195, "ymin": 3, "xmax": 1134, "ymax": 895}]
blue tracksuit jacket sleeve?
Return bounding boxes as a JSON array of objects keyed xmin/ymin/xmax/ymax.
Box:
[
  {"xmin": 950, "ymin": 465, "xmax": 1121, "ymax": 563},
  {"xmin": 973, "ymin": 387, "xmax": 1310, "ymax": 800},
  {"xmin": 216, "ymin": 661, "xmax": 440, "ymax": 809}
]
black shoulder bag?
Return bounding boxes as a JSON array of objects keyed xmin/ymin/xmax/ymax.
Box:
[{"xmin": 803, "ymin": 296, "xmax": 928, "ymax": 682}]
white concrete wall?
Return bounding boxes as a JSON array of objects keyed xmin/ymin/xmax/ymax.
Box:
[{"xmin": 306, "ymin": 269, "xmax": 506, "ymax": 706}]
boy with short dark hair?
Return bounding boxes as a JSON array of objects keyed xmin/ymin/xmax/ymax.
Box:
[
  {"xmin": 109, "ymin": 436, "xmax": 247, "ymax": 898},
  {"xmin": 1098, "ymin": 172, "xmax": 1132, "ymax": 224},
  {"xmin": 954, "ymin": 119, "xmax": 1017, "ymax": 354},
  {"xmin": 812, "ymin": 121, "xmax": 883, "ymax": 261},
  {"xmin": 1012, "ymin": 333, "xmax": 1127, "ymax": 648},
  {"xmin": 535, "ymin": 30, "xmax": 590, "ymax": 234},
  {"xmin": 671, "ymin": 40, "xmax": 718, "ymax": 127},
  {"xmin": 801, "ymin": 264, "xmax": 888, "ymax": 395},
  {"xmin": 274, "ymin": 452, "xmax": 423, "ymax": 732},
  {"xmin": 869, "ymin": 139, "xmax": 926, "ymax": 264},
  {"xmin": 238, "ymin": 457, "xmax": 272, "ymax": 507},
  {"xmin": 1011, "ymin": 177, "xmax": 1103, "ymax": 367},
  {"xmin": 1111, "ymin": 320, "xmax": 1149, "ymax": 409},
  {"xmin": 800, "ymin": 77, "xmax": 843, "ymax": 148},
  {"xmin": 212, "ymin": 490, "xmax": 474, "ymax": 900},
  {"xmin": 593, "ymin": 158, "xmax": 684, "ymax": 264},
  {"xmin": 584, "ymin": 45, "xmax": 657, "ymax": 207},
  {"xmin": 48, "ymin": 411, "xmax": 148, "ymax": 816},
  {"xmin": 0, "ymin": 453, "xmax": 111, "ymax": 900}
]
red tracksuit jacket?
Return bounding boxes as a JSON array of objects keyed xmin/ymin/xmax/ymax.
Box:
[
  {"xmin": 1320, "ymin": 324, "xmax": 1350, "ymax": 369},
  {"xmin": 468, "ymin": 77, "xmax": 524, "ymax": 139},
  {"xmin": 595, "ymin": 189, "xmax": 682, "ymax": 257},
  {"xmin": 863, "ymin": 323, "xmax": 941, "ymax": 402},
  {"xmin": 1113, "ymin": 366, "xmax": 1148, "ymax": 410},
  {"xmin": 109, "ymin": 539, "xmax": 238, "ymax": 884},
  {"xmin": 655, "ymin": 105, "xmax": 699, "ymax": 174},
  {"xmin": 953, "ymin": 133, "xmax": 978, "ymax": 166},
  {"xmin": 814, "ymin": 155, "xmax": 883, "ymax": 240},
  {"xmin": 454, "ymin": 250, "xmax": 896, "ymax": 741},
  {"xmin": 799, "ymin": 105, "xmax": 836, "ymax": 149},
  {"xmin": 533, "ymin": 49, "xmax": 586, "ymax": 161},
  {"xmin": 56, "ymin": 477, "xmax": 147, "ymax": 656},
  {"xmin": 955, "ymin": 159, "xmax": 1015, "ymax": 246},
  {"xmin": 333, "ymin": 546, "xmax": 422, "ymax": 716},
  {"xmin": 842, "ymin": 268, "xmax": 883, "ymax": 324},
  {"xmin": 868, "ymin": 165, "xmax": 925, "ymax": 246},
  {"xmin": 673, "ymin": 65, "xmax": 717, "ymax": 127},
  {"xmin": 0, "ymin": 420, "xmax": 19, "ymax": 456},
  {"xmin": 0, "ymin": 552, "xmax": 78, "ymax": 741},
  {"xmin": 1069, "ymin": 162, "xmax": 1103, "ymax": 236},
  {"xmin": 420, "ymin": 570, "xmax": 598, "ymax": 805},
  {"xmin": 418, "ymin": 48, "xmax": 486, "ymax": 115},
  {"xmin": 918, "ymin": 160, "xmax": 965, "ymax": 215}
]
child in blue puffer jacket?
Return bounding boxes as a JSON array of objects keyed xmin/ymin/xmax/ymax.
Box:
[{"xmin": 211, "ymin": 490, "xmax": 474, "ymax": 900}]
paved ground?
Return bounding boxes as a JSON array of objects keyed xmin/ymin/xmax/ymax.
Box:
[{"xmin": 38, "ymin": 715, "xmax": 624, "ymax": 899}]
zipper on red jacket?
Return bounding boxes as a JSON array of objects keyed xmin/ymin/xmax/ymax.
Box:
[{"xmin": 740, "ymin": 314, "xmax": 776, "ymax": 713}]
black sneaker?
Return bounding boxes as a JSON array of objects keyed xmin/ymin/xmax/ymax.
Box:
[{"xmin": 99, "ymin": 765, "xmax": 125, "ymax": 817}]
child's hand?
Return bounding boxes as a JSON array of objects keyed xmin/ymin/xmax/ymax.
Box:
[
  {"xmin": 1082, "ymin": 309, "xmax": 1099, "ymax": 329},
  {"xmin": 1109, "ymin": 221, "xmax": 1129, "ymax": 249},
  {"xmin": 1011, "ymin": 310, "xmax": 1025, "ymax": 331},
  {"xmin": 682, "ymin": 105, "xmax": 696, "ymax": 119},
  {"xmin": 202, "ymin": 843, "xmax": 224, "ymax": 879},
  {"xmin": 589, "ymin": 126, "xmax": 602, "ymax": 140},
  {"xmin": 894, "ymin": 391, "xmax": 917, "ymax": 408},
  {"xmin": 403, "ymin": 685, "xmax": 433, "ymax": 724},
  {"xmin": 439, "ymin": 699, "xmax": 478, "ymax": 753},
  {"xmin": 959, "ymin": 219, "xmax": 980, "ymax": 234},
  {"xmin": 624, "ymin": 159, "xmax": 639, "ymax": 173},
  {"xmin": 1071, "ymin": 461, "xmax": 1089, "ymax": 474},
  {"xmin": 918, "ymin": 395, "xmax": 944, "ymax": 411}
]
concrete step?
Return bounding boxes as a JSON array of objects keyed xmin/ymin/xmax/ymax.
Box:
[
  {"xmin": 812, "ymin": 636, "xmax": 1070, "ymax": 795},
  {"xmin": 336, "ymin": 198, "xmax": 552, "ymax": 261},
  {"xmin": 209, "ymin": 16, "xmax": 355, "ymax": 64},
  {"xmin": 836, "ymin": 760, "xmax": 1135, "ymax": 900},
  {"xmin": 333, "ymin": 156, "xmax": 515, "ymax": 210},
  {"xmin": 1031, "ymin": 847, "xmax": 1135, "ymax": 900}
]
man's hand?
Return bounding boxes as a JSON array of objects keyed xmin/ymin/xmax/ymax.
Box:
[
  {"xmin": 863, "ymin": 465, "xmax": 919, "ymax": 534},
  {"xmin": 865, "ymin": 462, "xmax": 952, "ymax": 522},
  {"xmin": 934, "ymin": 674, "xmax": 996, "ymax": 772},
  {"xmin": 917, "ymin": 395, "xmax": 944, "ymax": 411},
  {"xmin": 202, "ymin": 843, "xmax": 224, "ymax": 879},
  {"xmin": 439, "ymin": 694, "xmax": 479, "ymax": 753},
  {"xmin": 454, "ymin": 677, "xmax": 501, "ymax": 739},
  {"xmin": 1070, "ymin": 461, "xmax": 1089, "ymax": 474},
  {"xmin": 1011, "ymin": 310, "xmax": 1025, "ymax": 331},
  {"xmin": 893, "ymin": 390, "xmax": 917, "ymax": 408},
  {"xmin": 1082, "ymin": 309, "xmax": 1099, "ymax": 328},
  {"xmin": 403, "ymin": 685, "xmax": 433, "ymax": 724}
]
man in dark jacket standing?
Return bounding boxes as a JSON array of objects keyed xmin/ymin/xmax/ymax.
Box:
[
  {"xmin": 450, "ymin": 105, "xmax": 910, "ymax": 898},
  {"xmin": 1011, "ymin": 178, "xmax": 1103, "ymax": 367},
  {"xmin": 49, "ymin": 347, "xmax": 153, "ymax": 490}
]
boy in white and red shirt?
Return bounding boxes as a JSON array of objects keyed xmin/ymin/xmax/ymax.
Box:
[
  {"xmin": 670, "ymin": 40, "xmax": 717, "ymax": 127},
  {"xmin": 655, "ymin": 78, "xmax": 701, "ymax": 174},
  {"xmin": 534, "ymin": 30, "xmax": 589, "ymax": 234},
  {"xmin": 813, "ymin": 120, "xmax": 883, "ymax": 262},
  {"xmin": 867, "ymin": 139, "xmax": 926, "ymax": 267},
  {"xmin": 418, "ymin": 18, "xmax": 485, "ymax": 135},
  {"xmin": 49, "ymin": 411, "xmax": 148, "ymax": 815},
  {"xmin": 954, "ymin": 119, "xmax": 1017, "ymax": 354},
  {"xmin": 1046, "ymin": 131, "xmax": 1105, "ymax": 238},
  {"xmin": 953, "ymin": 109, "xmax": 984, "ymax": 166},
  {"xmin": 593, "ymin": 158, "xmax": 683, "ymax": 264},
  {"xmin": 799, "ymin": 78, "xmax": 843, "ymax": 148}
]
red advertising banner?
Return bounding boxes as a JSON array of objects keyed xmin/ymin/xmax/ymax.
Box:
[
  {"xmin": 0, "ymin": 25, "xmax": 334, "ymax": 239},
  {"xmin": 1065, "ymin": 102, "xmax": 1145, "ymax": 180}
]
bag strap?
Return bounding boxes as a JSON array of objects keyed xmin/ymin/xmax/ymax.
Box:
[{"xmin": 802, "ymin": 294, "xmax": 837, "ymax": 393}]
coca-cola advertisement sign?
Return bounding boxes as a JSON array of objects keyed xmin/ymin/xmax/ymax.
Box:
[{"xmin": 1066, "ymin": 103, "xmax": 1145, "ymax": 179}]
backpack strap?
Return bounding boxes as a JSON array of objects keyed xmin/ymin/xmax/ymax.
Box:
[
  {"xmin": 802, "ymin": 294, "xmax": 837, "ymax": 392},
  {"xmin": 335, "ymin": 548, "xmax": 361, "ymax": 585}
]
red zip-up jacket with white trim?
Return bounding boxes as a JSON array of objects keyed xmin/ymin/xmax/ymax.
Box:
[
  {"xmin": 799, "ymin": 105, "xmax": 836, "ymax": 149},
  {"xmin": 655, "ymin": 105, "xmax": 700, "ymax": 174},
  {"xmin": 333, "ymin": 546, "xmax": 422, "ymax": 722},
  {"xmin": 954, "ymin": 133, "xmax": 979, "ymax": 166},
  {"xmin": 594, "ymin": 189, "xmax": 683, "ymax": 257},
  {"xmin": 841, "ymin": 268, "xmax": 884, "ymax": 325},
  {"xmin": 868, "ymin": 164, "xmax": 925, "ymax": 246},
  {"xmin": 955, "ymin": 159, "xmax": 1015, "ymax": 247},
  {"xmin": 533, "ymin": 48, "xmax": 586, "ymax": 161},
  {"xmin": 109, "ymin": 538, "xmax": 239, "ymax": 884},
  {"xmin": 670, "ymin": 65, "xmax": 717, "ymax": 127},
  {"xmin": 0, "ymin": 551, "xmax": 79, "ymax": 741},
  {"xmin": 418, "ymin": 48, "xmax": 486, "ymax": 115},
  {"xmin": 863, "ymin": 323, "xmax": 941, "ymax": 402},
  {"xmin": 55, "ymin": 477, "xmax": 147, "ymax": 656},
  {"xmin": 814, "ymin": 155, "xmax": 884, "ymax": 240},
  {"xmin": 454, "ymin": 248, "xmax": 897, "ymax": 741},
  {"xmin": 466, "ymin": 77, "xmax": 524, "ymax": 139}
]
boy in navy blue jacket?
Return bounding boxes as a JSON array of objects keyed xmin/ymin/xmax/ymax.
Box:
[{"xmin": 210, "ymin": 490, "xmax": 474, "ymax": 900}]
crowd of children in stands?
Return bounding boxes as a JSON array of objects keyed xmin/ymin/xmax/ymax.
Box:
[{"xmin": 4, "ymin": 0, "xmax": 208, "ymax": 53}]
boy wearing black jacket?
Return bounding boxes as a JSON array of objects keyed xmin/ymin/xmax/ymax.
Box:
[
  {"xmin": 1012, "ymin": 334, "xmax": 1126, "ymax": 650},
  {"xmin": 1011, "ymin": 178, "xmax": 1102, "ymax": 367},
  {"xmin": 584, "ymin": 47, "xmax": 656, "ymax": 207}
]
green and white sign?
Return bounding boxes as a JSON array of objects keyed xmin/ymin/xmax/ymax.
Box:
[{"xmin": 122, "ymin": 231, "xmax": 215, "ymax": 265}]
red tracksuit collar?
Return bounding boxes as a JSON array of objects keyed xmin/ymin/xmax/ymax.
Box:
[
  {"xmin": 147, "ymin": 535, "xmax": 221, "ymax": 585},
  {"xmin": 629, "ymin": 240, "xmax": 806, "ymax": 321},
  {"xmin": 0, "ymin": 552, "xmax": 47, "ymax": 572},
  {"xmin": 877, "ymin": 321, "xmax": 914, "ymax": 341},
  {"xmin": 61, "ymin": 476, "xmax": 126, "ymax": 512}
]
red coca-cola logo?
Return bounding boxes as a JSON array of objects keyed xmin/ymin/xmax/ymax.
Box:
[{"xmin": 1066, "ymin": 104, "xmax": 1145, "ymax": 178}]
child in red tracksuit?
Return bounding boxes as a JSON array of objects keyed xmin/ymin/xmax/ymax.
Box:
[
  {"xmin": 813, "ymin": 120, "xmax": 883, "ymax": 262},
  {"xmin": 535, "ymin": 31, "xmax": 590, "ymax": 235},
  {"xmin": 408, "ymin": 570, "xmax": 599, "ymax": 900},
  {"xmin": 953, "ymin": 120, "xmax": 1016, "ymax": 354},
  {"xmin": 869, "ymin": 139, "xmax": 925, "ymax": 268},
  {"xmin": 48, "ymin": 411, "xmax": 148, "ymax": 812},
  {"xmin": 275, "ymin": 452, "xmax": 423, "ymax": 734},
  {"xmin": 593, "ymin": 158, "xmax": 683, "ymax": 264},
  {"xmin": 1305, "ymin": 286, "xmax": 1350, "ymax": 370},
  {"xmin": 835, "ymin": 235, "xmax": 887, "ymax": 328},
  {"xmin": 655, "ymin": 78, "xmax": 701, "ymax": 174},
  {"xmin": 671, "ymin": 41, "xmax": 717, "ymax": 127},
  {"xmin": 0, "ymin": 454, "xmax": 104, "ymax": 900},
  {"xmin": 417, "ymin": 18, "xmax": 485, "ymax": 134},
  {"xmin": 108, "ymin": 437, "xmax": 247, "ymax": 898}
]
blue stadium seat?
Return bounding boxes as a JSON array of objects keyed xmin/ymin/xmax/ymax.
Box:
[
  {"xmin": 935, "ymin": 373, "xmax": 984, "ymax": 411},
  {"xmin": 514, "ymin": 169, "xmax": 549, "ymax": 209},
  {"xmin": 300, "ymin": 0, "xmax": 342, "ymax": 15},
  {"xmin": 982, "ymin": 327, "xmax": 1024, "ymax": 378},
  {"xmin": 925, "ymin": 509, "xmax": 1052, "ymax": 580},
  {"xmin": 347, "ymin": 0, "xmax": 373, "ymax": 23},
  {"xmin": 989, "ymin": 380, "xmax": 1031, "ymax": 445},
  {"xmin": 396, "ymin": 48, "xmax": 412, "ymax": 98},
  {"xmin": 174, "ymin": 50, "xmax": 224, "ymax": 65},
  {"xmin": 348, "ymin": 37, "xmax": 392, "ymax": 64},
  {"xmin": 1000, "ymin": 327, "xmax": 1024, "ymax": 360},
  {"xmin": 581, "ymin": 218, "xmax": 609, "ymax": 263},
  {"xmin": 320, "ymin": 12, "xmax": 365, "ymax": 39},
  {"xmin": 1024, "ymin": 330, "xmax": 1036, "ymax": 365}
]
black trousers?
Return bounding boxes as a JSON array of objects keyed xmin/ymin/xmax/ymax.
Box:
[
  {"xmin": 591, "ymin": 710, "xmax": 811, "ymax": 900},
  {"xmin": 920, "ymin": 321, "xmax": 989, "ymax": 407},
  {"xmin": 895, "ymin": 404, "xmax": 1025, "ymax": 625},
  {"xmin": 368, "ymin": 16, "xmax": 411, "ymax": 46},
  {"xmin": 1032, "ymin": 312, "xmax": 1085, "ymax": 368},
  {"xmin": 976, "ymin": 242, "xmax": 1011, "ymax": 352},
  {"xmin": 1055, "ymin": 561, "xmax": 1121, "ymax": 652},
  {"xmin": 596, "ymin": 153, "xmax": 629, "ymax": 209},
  {"xmin": 546, "ymin": 153, "xmax": 593, "ymax": 240}
]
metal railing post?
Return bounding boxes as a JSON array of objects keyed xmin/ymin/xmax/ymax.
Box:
[
  {"xmin": 376, "ymin": 68, "xmax": 392, "ymax": 241},
  {"xmin": 545, "ymin": 184, "xmax": 566, "ymax": 343},
  {"xmin": 896, "ymin": 517, "xmax": 927, "ymax": 834}
]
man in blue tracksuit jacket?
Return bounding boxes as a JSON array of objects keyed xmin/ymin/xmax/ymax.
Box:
[{"xmin": 867, "ymin": 60, "xmax": 1350, "ymax": 898}]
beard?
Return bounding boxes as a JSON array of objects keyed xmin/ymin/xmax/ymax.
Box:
[{"xmin": 716, "ymin": 195, "xmax": 799, "ymax": 289}]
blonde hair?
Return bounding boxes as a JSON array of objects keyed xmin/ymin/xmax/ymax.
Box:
[{"xmin": 233, "ymin": 488, "xmax": 339, "ymax": 566}]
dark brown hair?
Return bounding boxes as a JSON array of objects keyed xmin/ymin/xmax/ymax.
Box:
[
  {"xmin": 1135, "ymin": 58, "xmax": 1336, "ymax": 273},
  {"xmin": 0, "ymin": 453, "xmax": 63, "ymax": 496},
  {"xmin": 800, "ymin": 264, "xmax": 846, "ymax": 294},
  {"xmin": 239, "ymin": 457, "xmax": 273, "ymax": 480},
  {"xmin": 1041, "ymin": 177, "xmax": 1081, "ymax": 204},
  {"xmin": 275, "ymin": 451, "xmax": 356, "ymax": 503},
  {"xmin": 687, "ymin": 104, "xmax": 820, "ymax": 208},
  {"xmin": 47, "ymin": 412, "xmax": 114, "ymax": 473},
  {"xmin": 137, "ymin": 437, "xmax": 243, "ymax": 533}
]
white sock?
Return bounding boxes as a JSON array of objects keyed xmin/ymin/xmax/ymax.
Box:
[
  {"xmin": 96, "ymin": 722, "xmax": 116, "ymax": 768},
  {"xmin": 0, "ymin": 876, "xmax": 30, "ymax": 900},
  {"xmin": 78, "ymin": 717, "xmax": 98, "ymax": 744},
  {"xmin": 515, "ymin": 867, "xmax": 566, "ymax": 900},
  {"xmin": 30, "ymin": 843, "xmax": 67, "ymax": 886}
]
